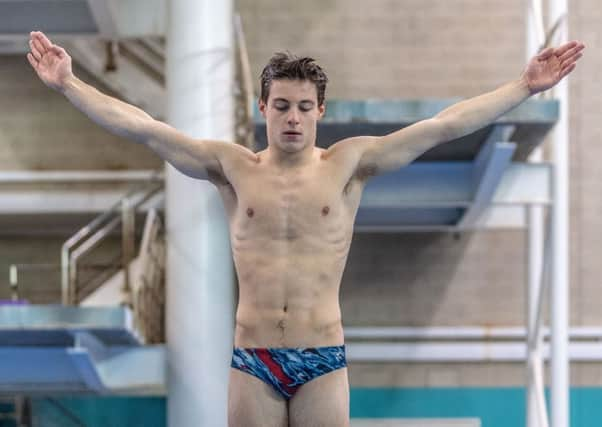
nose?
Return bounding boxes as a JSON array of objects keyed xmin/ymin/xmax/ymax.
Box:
[{"xmin": 287, "ymin": 109, "xmax": 300, "ymax": 126}]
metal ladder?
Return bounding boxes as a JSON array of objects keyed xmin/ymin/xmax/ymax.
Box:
[{"xmin": 8, "ymin": 179, "xmax": 163, "ymax": 307}]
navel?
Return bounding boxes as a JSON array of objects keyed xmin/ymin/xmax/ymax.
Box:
[
  {"xmin": 321, "ymin": 206, "xmax": 330, "ymax": 216},
  {"xmin": 246, "ymin": 207, "xmax": 254, "ymax": 218}
]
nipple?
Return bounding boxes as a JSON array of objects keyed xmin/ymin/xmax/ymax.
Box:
[
  {"xmin": 246, "ymin": 207, "xmax": 254, "ymax": 218},
  {"xmin": 321, "ymin": 206, "xmax": 330, "ymax": 216}
]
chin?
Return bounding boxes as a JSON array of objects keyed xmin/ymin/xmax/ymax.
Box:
[{"xmin": 278, "ymin": 140, "xmax": 306, "ymax": 153}]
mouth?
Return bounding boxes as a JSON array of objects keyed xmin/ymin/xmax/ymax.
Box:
[{"xmin": 282, "ymin": 131, "xmax": 302, "ymax": 136}]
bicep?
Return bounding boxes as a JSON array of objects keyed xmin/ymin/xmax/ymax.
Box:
[
  {"xmin": 358, "ymin": 118, "xmax": 449, "ymax": 176},
  {"xmin": 144, "ymin": 120, "xmax": 252, "ymax": 181}
]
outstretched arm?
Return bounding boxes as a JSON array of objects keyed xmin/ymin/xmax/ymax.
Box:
[
  {"xmin": 332, "ymin": 41, "xmax": 584, "ymax": 177},
  {"xmin": 27, "ymin": 31, "xmax": 252, "ymax": 181}
]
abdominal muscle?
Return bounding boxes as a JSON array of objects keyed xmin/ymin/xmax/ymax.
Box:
[{"xmin": 232, "ymin": 247, "xmax": 347, "ymax": 349}]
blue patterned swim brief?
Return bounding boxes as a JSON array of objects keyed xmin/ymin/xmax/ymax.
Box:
[{"xmin": 231, "ymin": 345, "xmax": 347, "ymax": 400}]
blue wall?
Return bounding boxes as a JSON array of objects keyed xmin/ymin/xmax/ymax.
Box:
[
  {"xmin": 31, "ymin": 397, "xmax": 165, "ymax": 427},
  {"xmin": 30, "ymin": 388, "xmax": 602, "ymax": 427},
  {"xmin": 351, "ymin": 388, "xmax": 602, "ymax": 427}
]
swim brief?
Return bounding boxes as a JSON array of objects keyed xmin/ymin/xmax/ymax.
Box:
[{"xmin": 230, "ymin": 345, "xmax": 347, "ymax": 400}]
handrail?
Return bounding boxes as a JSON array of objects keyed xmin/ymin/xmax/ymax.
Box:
[
  {"xmin": 61, "ymin": 179, "xmax": 163, "ymax": 305},
  {"xmin": 234, "ymin": 13, "xmax": 256, "ymax": 151},
  {"xmin": 131, "ymin": 208, "xmax": 166, "ymax": 343}
]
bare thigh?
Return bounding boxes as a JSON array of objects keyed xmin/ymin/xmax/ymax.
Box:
[
  {"xmin": 289, "ymin": 367, "xmax": 350, "ymax": 427},
  {"xmin": 228, "ymin": 367, "xmax": 288, "ymax": 427}
]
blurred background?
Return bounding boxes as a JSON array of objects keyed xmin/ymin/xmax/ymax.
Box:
[{"xmin": 0, "ymin": 0, "xmax": 600, "ymax": 426}]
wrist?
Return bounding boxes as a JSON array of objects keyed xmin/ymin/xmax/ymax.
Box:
[
  {"xmin": 58, "ymin": 73, "xmax": 77, "ymax": 94},
  {"xmin": 517, "ymin": 74, "xmax": 535, "ymax": 96}
]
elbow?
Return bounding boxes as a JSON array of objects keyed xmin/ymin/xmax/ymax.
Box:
[
  {"xmin": 136, "ymin": 117, "xmax": 160, "ymax": 145},
  {"xmin": 433, "ymin": 116, "xmax": 459, "ymax": 142}
]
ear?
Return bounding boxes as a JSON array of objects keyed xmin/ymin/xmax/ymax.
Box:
[
  {"xmin": 318, "ymin": 102, "xmax": 326, "ymax": 120},
  {"xmin": 259, "ymin": 99, "xmax": 267, "ymax": 118}
]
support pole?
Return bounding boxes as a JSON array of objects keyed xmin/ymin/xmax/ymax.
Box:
[
  {"xmin": 526, "ymin": 2, "xmax": 547, "ymax": 426},
  {"xmin": 548, "ymin": 0, "xmax": 570, "ymax": 426},
  {"xmin": 166, "ymin": 1, "xmax": 235, "ymax": 426}
]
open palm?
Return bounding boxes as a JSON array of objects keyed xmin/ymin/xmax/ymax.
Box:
[
  {"xmin": 27, "ymin": 31, "xmax": 73, "ymax": 92},
  {"xmin": 522, "ymin": 41, "xmax": 585, "ymax": 94}
]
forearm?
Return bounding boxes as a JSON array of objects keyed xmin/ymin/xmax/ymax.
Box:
[
  {"xmin": 60, "ymin": 75, "xmax": 153, "ymax": 143},
  {"xmin": 436, "ymin": 77, "xmax": 531, "ymax": 140}
]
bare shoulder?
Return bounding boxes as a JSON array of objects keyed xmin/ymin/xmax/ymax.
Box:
[
  {"xmin": 214, "ymin": 140, "xmax": 259, "ymax": 166},
  {"xmin": 321, "ymin": 136, "xmax": 379, "ymax": 180},
  {"xmin": 207, "ymin": 141, "xmax": 259, "ymax": 185},
  {"xmin": 144, "ymin": 119, "xmax": 259, "ymax": 184}
]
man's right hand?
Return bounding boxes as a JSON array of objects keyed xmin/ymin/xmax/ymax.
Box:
[{"xmin": 27, "ymin": 31, "xmax": 73, "ymax": 92}]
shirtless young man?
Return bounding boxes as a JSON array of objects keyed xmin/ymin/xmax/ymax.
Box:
[{"xmin": 27, "ymin": 31, "xmax": 584, "ymax": 426}]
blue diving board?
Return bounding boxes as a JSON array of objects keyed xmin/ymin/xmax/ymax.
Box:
[{"xmin": 0, "ymin": 306, "xmax": 165, "ymax": 395}]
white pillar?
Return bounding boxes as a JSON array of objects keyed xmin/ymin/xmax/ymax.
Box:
[
  {"xmin": 527, "ymin": 210, "xmax": 548, "ymax": 427},
  {"xmin": 166, "ymin": 1, "xmax": 235, "ymax": 426},
  {"xmin": 548, "ymin": 0, "xmax": 570, "ymax": 426},
  {"xmin": 526, "ymin": 3, "xmax": 546, "ymax": 426}
]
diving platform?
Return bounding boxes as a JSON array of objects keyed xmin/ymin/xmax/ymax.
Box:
[{"xmin": 0, "ymin": 305, "xmax": 165, "ymax": 395}]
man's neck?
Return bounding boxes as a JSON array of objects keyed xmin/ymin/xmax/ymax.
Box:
[{"xmin": 265, "ymin": 145, "xmax": 317, "ymax": 169}]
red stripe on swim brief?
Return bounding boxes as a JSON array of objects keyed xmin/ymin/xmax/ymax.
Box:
[{"xmin": 254, "ymin": 349, "xmax": 297, "ymax": 394}]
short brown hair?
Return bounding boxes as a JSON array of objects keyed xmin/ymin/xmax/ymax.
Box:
[{"xmin": 260, "ymin": 52, "xmax": 328, "ymax": 106}]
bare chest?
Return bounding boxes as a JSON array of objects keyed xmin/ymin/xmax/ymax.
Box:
[{"xmin": 236, "ymin": 173, "xmax": 348, "ymax": 241}]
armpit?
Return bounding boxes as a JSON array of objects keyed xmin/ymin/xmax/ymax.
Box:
[
  {"xmin": 207, "ymin": 167, "xmax": 231, "ymax": 186},
  {"xmin": 354, "ymin": 163, "xmax": 378, "ymax": 181}
]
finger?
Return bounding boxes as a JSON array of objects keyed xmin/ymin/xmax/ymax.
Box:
[
  {"xmin": 28, "ymin": 38, "xmax": 38, "ymax": 54},
  {"xmin": 538, "ymin": 47, "xmax": 554, "ymax": 60},
  {"xmin": 561, "ymin": 52, "xmax": 583, "ymax": 68},
  {"xmin": 558, "ymin": 43, "xmax": 585, "ymax": 63},
  {"xmin": 554, "ymin": 40, "xmax": 579, "ymax": 57},
  {"xmin": 559, "ymin": 63, "xmax": 576, "ymax": 80},
  {"xmin": 34, "ymin": 31, "xmax": 54, "ymax": 51},
  {"xmin": 29, "ymin": 40, "xmax": 42, "ymax": 61},
  {"xmin": 32, "ymin": 38, "xmax": 46, "ymax": 56},
  {"xmin": 26, "ymin": 52, "xmax": 39, "ymax": 70}
]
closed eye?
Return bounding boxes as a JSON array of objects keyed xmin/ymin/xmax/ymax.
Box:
[
  {"xmin": 299, "ymin": 101, "xmax": 314, "ymax": 111},
  {"xmin": 273, "ymin": 100, "xmax": 289, "ymax": 111}
]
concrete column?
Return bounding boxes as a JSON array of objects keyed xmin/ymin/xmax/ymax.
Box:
[
  {"xmin": 526, "ymin": 3, "xmax": 546, "ymax": 426},
  {"xmin": 548, "ymin": 0, "xmax": 570, "ymax": 426},
  {"xmin": 165, "ymin": 1, "xmax": 235, "ymax": 426}
]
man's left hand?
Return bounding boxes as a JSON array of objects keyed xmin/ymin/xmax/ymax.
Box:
[{"xmin": 522, "ymin": 40, "xmax": 585, "ymax": 94}]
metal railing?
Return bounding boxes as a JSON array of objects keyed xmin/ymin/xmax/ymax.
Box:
[
  {"xmin": 61, "ymin": 180, "xmax": 163, "ymax": 305},
  {"xmin": 131, "ymin": 208, "xmax": 166, "ymax": 343},
  {"xmin": 234, "ymin": 13, "xmax": 255, "ymax": 151}
]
